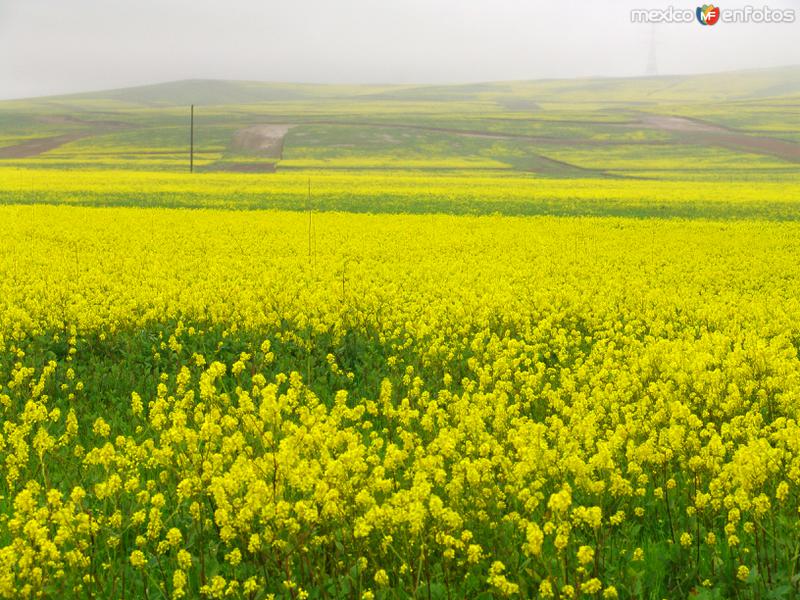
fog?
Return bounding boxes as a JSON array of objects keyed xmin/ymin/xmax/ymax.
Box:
[{"xmin": 1, "ymin": 0, "xmax": 799, "ymax": 99}]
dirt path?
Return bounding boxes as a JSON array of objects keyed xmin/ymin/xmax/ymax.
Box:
[
  {"xmin": 638, "ymin": 114, "xmax": 800, "ymax": 162},
  {"xmin": 529, "ymin": 154, "xmax": 616, "ymax": 177},
  {"xmin": 710, "ymin": 134, "xmax": 800, "ymax": 162},
  {"xmin": 0, "ymin": 116, "xmax": 134, "ymax": 160},
  {"xmin": 638, "ymin": 115, "xmax": 729, "ymax": 133},
  {"xmin": 0, "ymin": 133, "xmax": 91, "ymax": 158}
]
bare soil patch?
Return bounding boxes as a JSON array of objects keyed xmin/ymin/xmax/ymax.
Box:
[
  {"xmin": 0, "ymin": 115, "xmax": 136, "ymax": 160},
  {"xmin": 638, "ymin": 115, "xmax": 729, "ymax": 133},
  {"xmin": 0, "ymin": 133, "xmax": 89, "ymax": 159},
  {"xmin": 230, "ymin": 124, "xmax": 292, "ymax": 158},
  {"xmin": 639, "ymin": 114, "xmax": 800, "ymax": 162},
  {"xmin": 703, "ymin": 132, "xmax": 800, "ymax": 162}
]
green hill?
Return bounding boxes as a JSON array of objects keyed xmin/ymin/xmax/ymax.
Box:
[{"xmin": 0, "ymin": 65, "xmax": 798, "ymax": 182}]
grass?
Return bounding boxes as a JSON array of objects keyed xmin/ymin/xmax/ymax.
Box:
[{"xmin": 0, "ymin": 66, "xmax": 798, "ymax": 183}]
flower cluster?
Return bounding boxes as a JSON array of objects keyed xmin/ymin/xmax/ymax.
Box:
[{"xmin": 0, "ymin": 206, "xmax": 799, "ymax": 598}]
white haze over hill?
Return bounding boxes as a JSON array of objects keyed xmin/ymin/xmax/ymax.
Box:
[{"xmin": 1, "ymin": 0, "xmax": 799, "ymax": 99}]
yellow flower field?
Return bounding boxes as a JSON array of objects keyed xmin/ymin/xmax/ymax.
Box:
[
  {"xmin": 1, "ymin": 204, "xmax": 799, "ymax": 598},
  {"xmin": 1, "ymin": 167, "xmax": 798, "ymax": 218}
]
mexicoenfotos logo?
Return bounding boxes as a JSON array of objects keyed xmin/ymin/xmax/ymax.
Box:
[
  {"xmin": 696, "ymin": 4, "xmax": 721, "ymax": 24},
  {"xmin": 631, "ymin": 4, "xmax": 796, "ymax": 23}
]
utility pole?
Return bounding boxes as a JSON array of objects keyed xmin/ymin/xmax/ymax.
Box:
[{"xmin": 190, "ymin": 104, "xmax": 194, "ymax": 173}]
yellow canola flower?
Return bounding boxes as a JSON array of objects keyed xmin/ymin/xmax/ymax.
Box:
[
  {"xmin": 577, "ymin": 545, "xmax": 595, "ymax": 565},
  {"xmin": 737, "ymin": 565, "xmax": 750, "ymax": 582},
  {"xmin": 603, "ymin": 586, "xmax": 619, "ymax": 599},
  {"xmin": 129, "ymin": 550, "xmax": 146, "ymax": 568},
  {"xmin": 0, "ymin": 205, "xmax": 798, "ymax": 598}
]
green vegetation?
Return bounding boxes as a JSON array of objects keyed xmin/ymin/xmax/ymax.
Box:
[
  {"xmin": 1, "ymin": 66, "xmax": 800, "ymax": 599},
  {"xmin": 1, "ymin": 66, "xmax": 798, "ymax": 186}
]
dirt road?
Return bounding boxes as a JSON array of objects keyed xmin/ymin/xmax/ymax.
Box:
[
  {"xmin": 0, "ymin": 133, "xmax": 90, "ymax": 158},
  {"xmin": 638, "ymin": 114, "xmax": 800, "ymax": 162}
]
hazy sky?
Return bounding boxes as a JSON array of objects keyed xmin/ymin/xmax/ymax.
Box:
[{"xmin": 2, "ymin": 0, "xmax": 799, "ymax": 99}]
